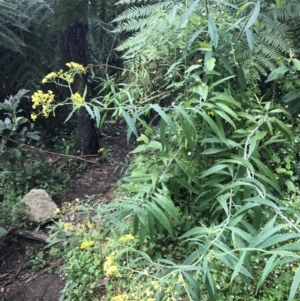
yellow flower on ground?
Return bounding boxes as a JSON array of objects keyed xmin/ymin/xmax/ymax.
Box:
[
  {"xmin": 86, "ymin": 220, "xmax": 94, "ymax": 229},
  {"xmin": 98, "ymin": 148, "xmax": 105, "ymax": 153},
  {"xmin": 80, "ymin": 240, "xmax": 95, "ymax": 249},
  {"xmin": 110, "ymin": 294, "xmax": 128, "ymax": 301},
  {"xmin": 54, "ymin": 208, "xmax": 60, "ymax": 216},
  {"xmin": 103, "ymin": 253, "xmax": 121, "ymax": 277},
  {"xmin": 119, "ymin": 234, "xmax": 135, "ymax": 243},
  {"xmin": 63, "ymin": 223, "xmax": 73, "ymax": 231},
  {"xmin": 30, "ymin": 113, "xmax": 37, "ymax": 121}
]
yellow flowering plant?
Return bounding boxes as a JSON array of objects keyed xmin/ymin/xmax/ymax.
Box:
[{"xmin": 30, "ymin": 62, "xmax": 89, "ymax": 121}]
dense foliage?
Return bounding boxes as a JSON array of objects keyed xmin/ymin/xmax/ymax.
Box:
[{"xmin": 1, "ymin": 0, "xmax": 300, "ymax": 300}]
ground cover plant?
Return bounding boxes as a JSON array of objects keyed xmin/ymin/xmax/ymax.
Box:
[{"xmin": 2, "ymin": 0, "xmax": 300, "ymax": 300}]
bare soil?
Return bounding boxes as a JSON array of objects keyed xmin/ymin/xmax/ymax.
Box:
[{"xmin": 0, "ymin": 122, "xmax": 134, "ymax": 301}]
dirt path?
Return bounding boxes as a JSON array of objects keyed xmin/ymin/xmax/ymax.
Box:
[{"xmin": 0, "ymin": 123, "xmax": 134, "ymax": 301}]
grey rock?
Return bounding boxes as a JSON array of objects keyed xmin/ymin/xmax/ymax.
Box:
[{"xmin": 21, "ymin": 189, "xmax": 57, "ymax": 222}]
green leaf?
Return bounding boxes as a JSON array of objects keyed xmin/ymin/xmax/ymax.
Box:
[
  {"xmin": 182, "ymin": 272, "xmax": 201, "ymax": 301},
  {"xmin": 133, "ymin": 213, "xmax": 140, "ymax": 235},
  {"xmin": 259, "ymin": 233, "xmax": 300, "ymax": 249},
  {"xmin": 179, "ymin": 227, "xmax": 208, "ymax": 240},
  {"xmin": 230, "ymin": 251, "xmax": 246, "ymax": 283},
  {"xmin": 150, "ymin": 104, "xmax": 178, "ymax": 136},
  {"xmin": 0, "ymin": 227, "xmax": 8, "ymax": 236},
  {"xmin": 121, "ymin": 109, "xmax": 138, "ymax": 137},
  {"xmin": 249, "ymin": 216, "xmax": 285, "ymax": 248},
  {"xmin": 179, "ymin": 0, "xmax": 200, "ymax": 28},
  {"xmin": 177, "ymin": 107, "xmax": 195, "ymax": 129},
  {"xmin": 205, "ymin": 57, "xmax": 216, "ymax": 71},
  {"xmin": 174, "ymin": 177, "xmax": 200, "ymax": 194},
  {"xmin": 288, "ymin": 265, "xmax": 300, "ymax": 301},
  {"xmin": 200, "ymin": 164, "xmax": 229, "ymax": 178},
  {"xmin": 266, "ymin": 65, "xmax": 289, "ymax": 82},
  {"xmin": 274, "ymin": 0, "xmax": 283, "ymax": 9},
  {"xmin": 245, "ymin": 1, "xmax": 261, "ymax": 30},
  {"xmin": 175, "ymin": 158, "xmax": 201, "ymax": 186},
  {"xmin": 84, "ymin": 103, "xmax": 95, "ymax": 119},
  {"xmin": 179, "ymin": 116, "xmax": 194, "ymax": 148},
  {"xmin": 256, "ymin": 254, "xmax": 277, "ymax": 293},
  {"xmin": 205, "ymin": 269, "xmax": 216, "ymax": 301},
  {"xmin": 153, "ymin": 192, "xmax": 179, "ymax": 221},
  {"xmin": 272, "ymin": 118, "xmax": 293, "ymax": 142},
  {"xmin": 292, "ymin": 58, "xmax": 300, "ymax": 71},
  {"xmin": 245, "ymin": 28, "xmax": 255, "ymax": 51},
  {"xmin": 145, "ymin": 202, "xmax": 173, "ymax": 235},
  {"xmin": 198, "ymin": 111, "xmax": 227, "ymax": 145},
  {"xmin": 159, "ymin": 120, "xmax": 166, "ymax": 150},
  {"xmin": 93, "ymin": 106, "xmax": 101, "ymax": 127},
  {"xmin": 123, "ymin": 174, "xmax": 152, "ymax": 182},
  {"xmin": 147, "ymin": 211, "xmax": 154, "ymax": 240},
  {"xmin": 208, "ymin": 14, "xmax": 218, "ymax": 47}
]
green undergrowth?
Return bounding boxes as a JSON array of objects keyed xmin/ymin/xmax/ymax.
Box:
[{"xmin": 47, "ymin": 194, "xmax": 300, "ymax": 301}]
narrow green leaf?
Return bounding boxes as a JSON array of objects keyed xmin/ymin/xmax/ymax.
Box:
[
  {"xmin": 180, "ymin": 116, "xmax": 194, "ymax": 148},
  {"xmin": 198, "ymin": 111, "xmax": 227, "ymax": 145},
  {"xmin": 93, "ymin": 106, "xmax": 101, "ymax": 127},
  {"xmin": 230, "ymin": 251, "xmax": 246, "ymax": 283},
  {"xmin": 150, "ymin": 104, "xmax": 178, "ymax": 135},
  {"xmin": 205, "ymin": 270, "xmax": 216, "ymax": 301},
  {"xmin": 200, "ymin": 164, "xmax": 229, "ymax": 178},
  {"xmin": 182, "ymin": 272, "xmax": 201, "ymax": 301},
  {"xmin": 259, "ymin": 233, "xmax": 300, "ymax": 249},
  {"xmin": 272, "ymin": 118, "xmax": 293, "ymax": 142},
  {"xmin": 133, "ymin": 213, "xmax": 140, "ymax": 235},
  {"xmin": 245, "ymin": 1, "xmax": 261, "ymax": 30},
  {"xmin": 177, "ymin": 107, "xmax": 195, "ymax": 129},
  {"xmin": 159, "ymin": 120, "xmax": 166, "ymax": 150},
  {"xmin": 256, "ymin": 254, "xmax": 277, "ymax": 293},
  {"xmin": 175, "ymin": 158, "xmax": 201, "ymax": 186},
  {"xmin": 179, "ymin": 0, "xmax": 201, "ymax": 28},
  {"xmin": 208, "ymin": 14, "xmax": 218, "ymax": 47},
  {"xmin": 246, "ymin": 28, "xmax": 255, "ymax": 51},
  {"xmin": 288, "ymin": 265, "xmax": 300, "ymax": 301},
  {"xmin": 145, "ymin": 202, "xmax": 173, "ymax": 235},
  {"xmin": 121, "ymin": 109, "xmax": 138, "ymax": 137}
]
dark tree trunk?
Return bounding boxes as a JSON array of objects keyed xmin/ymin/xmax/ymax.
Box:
[{"xmin": 59, "ymin": 20, "xmax": 99, "ymax": 155}]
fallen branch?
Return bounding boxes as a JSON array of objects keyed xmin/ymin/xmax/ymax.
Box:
[{"xmin": 24, "ymin": 258, "xmax": 64, "ymax": 284}]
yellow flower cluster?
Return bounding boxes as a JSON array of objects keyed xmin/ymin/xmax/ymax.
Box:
[
  {"xmin": 207, "ymin": 110, "xmax": 214, "ymax": 116},
  {"xmin": 110, "ymin": 294, "xmax": 128, "ymax": 301},
  {"xmin": 42, "ymin": 62, "xmax": 85, "ymax": 84},
  {"xmin": 103, "ymin": 253, "xmax": 121, "ymax": 277},
  {"xmin": 86, "ymin": 220, "xmax": 94, "ymax": 229},
  {"xmin": 119, "ymin": 234, "xmax": 135, "ymax": 243},
  {"xmin": 42, "ymin": 72, "xmax": 57, "ymax": 83},
  {"xmin": 70, "ymin": 92, "xmax": 85, "ymax": 108},
  {"xmin": 80, "ymin": 240, "xmax": 95, "ymax": 249},
  {"xmin": 31, "ymin": 90, "xmax": 55, "ymax": 118},
  {"xmin": 31, "ymin": 113, "xmax": 37, "ymax": 121},
  {"xmin": 63, "ymin": 222, "xmax": 73, "ymax": 231},
  {"xmin": 66, "ymin": 62, "xmax": 86, "ymax": 73}
]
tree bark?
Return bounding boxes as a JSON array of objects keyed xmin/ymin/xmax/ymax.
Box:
[{"xmin": 59, "ymin": 20, "xmax": 99, "ymax": 155}]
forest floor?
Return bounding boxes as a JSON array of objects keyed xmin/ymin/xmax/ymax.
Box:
[{"xmin": 0, "ymin": 122, "xmax": 135, "ymax": 301}]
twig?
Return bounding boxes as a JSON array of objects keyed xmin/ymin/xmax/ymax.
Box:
[
  {"xmin": 0, "ymin": 135, "xmax": 98, "ymax": 164},
  {"xmin": 24, "ymin": 258, "xmax": 64, "ymax": 284},
  {"xmin": 105, "ymin": 136, "xmax": 134, "ymax": 150}
]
